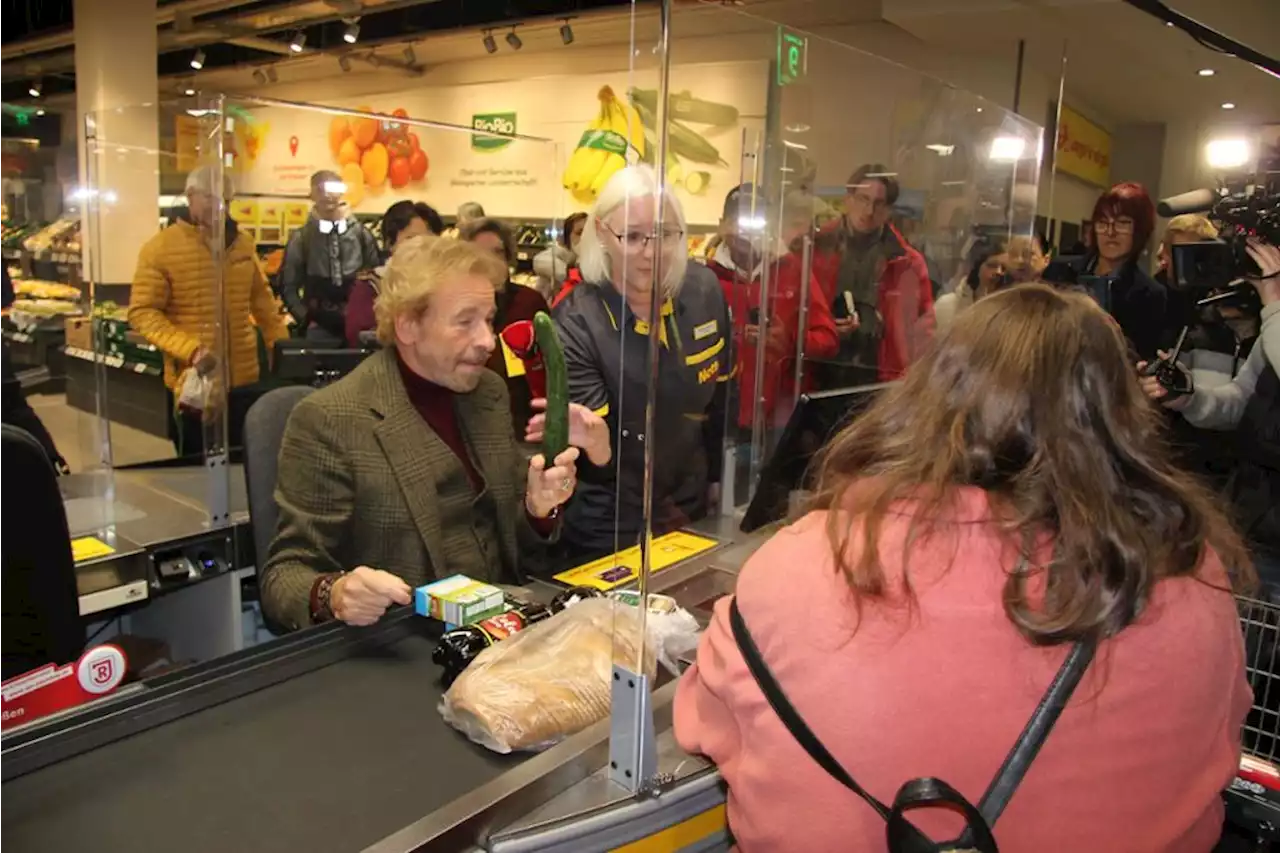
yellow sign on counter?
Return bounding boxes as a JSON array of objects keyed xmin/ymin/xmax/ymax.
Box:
[
  {"xmin": 554, "ymin": 531, "xmax": 719, "ymax": 591},
  {"xmin": 71, "ymin": 536, "xmax": 116, "ymax": 563}
]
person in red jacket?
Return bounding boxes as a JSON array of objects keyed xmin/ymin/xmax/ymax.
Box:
[
  {"xmin": 811, "ymin": 163, "xmax": 934, "ymax": 384},
  {"xmin": 707, "ymin": 185, "xmax": 839, "ymax": 430}
]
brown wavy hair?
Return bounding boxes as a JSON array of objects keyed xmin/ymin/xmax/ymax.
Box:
[{"xmin": 811, "ymin": 283, "xmax": 1254, "ymax": 645}]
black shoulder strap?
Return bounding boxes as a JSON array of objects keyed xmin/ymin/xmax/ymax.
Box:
[{"xmin": 728, "ymin": 596, "xmax": 1095, "ymax": 846}]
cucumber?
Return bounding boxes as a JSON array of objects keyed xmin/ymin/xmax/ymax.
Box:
[
  {"xmin": 629, "ymin": 96, "xmax": 726, "ymax": 168},
  {"xmin": 630, "ymin": 88, "xmax": 740, "ymax": 126},
  {"xmin": 533, "ymin": 311, "xmax": 569, "ymax": 462}
]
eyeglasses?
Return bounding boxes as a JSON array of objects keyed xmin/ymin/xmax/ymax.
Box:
[
  {"xmin": 1095, "ymin": 217, "xmax": 1135, "ymax": 235},
  {"xmin": 603, "ymin": 224, "xmax": 686, "ymax": 254}
]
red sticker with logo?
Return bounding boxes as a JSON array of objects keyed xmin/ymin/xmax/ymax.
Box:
[
  {"xmin": 478, "ymin": 611, "xmax": 527, "ymax": 641},
  {"xmin": 1, "ymin": 644, "xmax": 128, "ymax": 731}
]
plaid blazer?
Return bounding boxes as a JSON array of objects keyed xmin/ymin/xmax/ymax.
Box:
[{"xmin": 260, "ymin": 348, "xmax": 545, "ymax": 631}]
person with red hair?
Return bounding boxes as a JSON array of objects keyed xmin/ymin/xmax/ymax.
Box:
[{"xmin": 1072, "ymin": 181, "xmax": 1167, "ymax": 359}]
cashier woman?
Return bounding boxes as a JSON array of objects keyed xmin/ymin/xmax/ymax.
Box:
[
  {"xmin": 552, "ymin": 165, "xmax": 732, "ymax": 563},
  {"xmin": 260, "ymin": 236, "xmax": 610, "ymax": 630}
]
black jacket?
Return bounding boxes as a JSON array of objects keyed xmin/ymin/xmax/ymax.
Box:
[
  {"xmin": 553, "ymin": 265, "xmax": 731, "ymax": 554},
  {"xmin": 1069, "ymin": 255, "xmax": 1169, "ymax": 360}
]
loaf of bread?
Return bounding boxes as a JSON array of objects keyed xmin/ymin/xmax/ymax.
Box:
[{"xmin": 441, "ymin": 598, "xmax": 656, "ymax": 753}]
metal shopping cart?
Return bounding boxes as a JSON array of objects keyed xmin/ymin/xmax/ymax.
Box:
[{"xmin": 1226, "ymin": 596, "xmax": 1280, "ymax": 849}]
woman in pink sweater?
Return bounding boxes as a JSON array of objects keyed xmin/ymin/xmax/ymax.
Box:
[{"xmin": 675, "ymin": 284, "xmax": 1254, "ymax": 852}]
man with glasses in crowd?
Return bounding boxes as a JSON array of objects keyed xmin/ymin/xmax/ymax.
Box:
[{"xmin": 811, "ymin": 163, "xmax": 934, "ymax": 385}]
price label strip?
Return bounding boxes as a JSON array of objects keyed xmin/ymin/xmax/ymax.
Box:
[
  {"xmin": 553, "ymin": 530, "xmax": 719, "ymax": 591},
  {"xmin": 1, "ymin": 645, "xmax": 128, "ymax": 731}
]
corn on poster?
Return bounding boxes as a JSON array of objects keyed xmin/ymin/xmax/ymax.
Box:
[{"xmin": 227, "ymin": 60, "xmax": 766, "ymax": 225}]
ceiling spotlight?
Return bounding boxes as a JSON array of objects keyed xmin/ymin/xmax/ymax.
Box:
[
  {"xmin": 506, "ymin": 27, "xmax": 522, "ymax": 50},
  {"xmin": 289, "ymin": 31, "xmax": 306, "ymax": 53},
  {"xmin": 184, "ymin": 86, "xmax": 197, "ymax": 96},
  {"xmin": 338, "ymin": 54, "xmax": 352, "ymax": 72},
  {"xmin": 1222, "ymin": 102, "xmax": 1236, "ymax": 109},
  {"xmin": 266, "ymin": 67, "xmax": 278, "ymax": 83},
  {"xmin": 190, "ymin": 49, "xmax": 206, "ymax": 70},
  {"xmin": 482, "ymin": 29, "xmax": 497, "ymax": 54},
  {"xmin": 1198, "ymin": 68, "xmax": 1215, "ymax": 76},
  {"xmin": 36, "ymin": 108, "xmax": 45, "ymax": 116},
  {"xmin": 343, "ymin": 20, "xmax": 360, "ymax": 44},
  {"xmin": 403, "ymin": 45, "xmax": 416, "ymax": 65},
  {"xmin": 560, "ymin": 17, "xmax": 575, "ymax": 45},
  {"xmin": 253, "ymin": 68, "xmax": 267, "ymax": 84},
  {"xmin": 28, "ymin": 79, "xmax": 42, "ymax": 98}
]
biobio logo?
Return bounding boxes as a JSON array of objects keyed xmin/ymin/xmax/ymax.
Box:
[{"xmin": 472, "ymin": 113, "xmax": 516, "ymax": 152}]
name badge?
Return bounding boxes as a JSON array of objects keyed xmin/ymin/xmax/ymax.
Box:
[{"xmin": 693, "ymin": 320, "xmax": 718, "ymax": 340}]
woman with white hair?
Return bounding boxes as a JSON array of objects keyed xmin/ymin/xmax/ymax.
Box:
[{"xmin": 552, "ymin": 165, "xmax": 733, "ymax": 562}]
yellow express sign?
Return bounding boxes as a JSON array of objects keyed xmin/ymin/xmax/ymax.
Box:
[{"xmin": 1056, "ymin": 105, "xmax": 1111, "ymax": 187}]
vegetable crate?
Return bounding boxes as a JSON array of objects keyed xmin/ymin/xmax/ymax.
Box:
[{"xmin": 1226, "ymin": 595, "xmax": 1280, "ymax": 848}]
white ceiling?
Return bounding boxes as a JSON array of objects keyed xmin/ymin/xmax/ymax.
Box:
[{"xmin": 881, "ymin": 0, "xmax": 1280, "ymax": 126}]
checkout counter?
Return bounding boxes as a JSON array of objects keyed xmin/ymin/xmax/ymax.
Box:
[{"xmin": 1, "ymin": 517, "xmax": 775, "ymax": 853}]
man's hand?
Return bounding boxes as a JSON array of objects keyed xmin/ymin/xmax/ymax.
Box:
[
  {"xmin": 1137, "ymin": 354, "xmax": 1191, "ymax": 411},
  {"xmin": 526, "ymin": 401, "xmax": 610, "ymax": 466},
  {"xmin": 190, "ymin": 347, "xmax": 217, "ymax": 377},
  {"xmin": 834, "ymin": 315, "xmax": 860, "ymax": 338},
  {"xmin": 1245, "ymin": 238, "xmax": 1280, "ymax": 306},
  {"xmin": 331, "ymin": 566, "xmax": 412, "ymax": 627},
  {"xmin": 526, "ymin": 446, "xmax": 580, "ymax": 518}
]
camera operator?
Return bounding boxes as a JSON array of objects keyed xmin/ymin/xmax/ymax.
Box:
[{"xmin": 1140, "ymin": 237, "xmax": 1280, "ymax": 591}]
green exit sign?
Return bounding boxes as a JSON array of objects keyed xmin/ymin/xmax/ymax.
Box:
[{"xmin": 777, "ymin": 28, "xmax": 808, "ymax": 86}]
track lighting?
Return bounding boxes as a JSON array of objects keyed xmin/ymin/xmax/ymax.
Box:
[
  {"xmin": 506, "ymin": 27, "xmax": 522, "ymax": 50},
  {"xmin": 266, "ymin": 67, "xmax": 278, "ymax": 83},
  {"xmin": 560, "ymin": 18, "xmax": 574, "ymax": 45},
  {"xmin": 253, "ymin": 69, "xmax": 267, "ymax": 84},
  {"xmin": 184, "ymin": 86, "xmax": 197, "ymax": 96},
  {"xmin": 190, "ymin": 49, "xmax": 206, "ymax": 70},
  {"xmin": 28, "ymin": 79, "xmax": 42, "ymax": 98},
  {"xmin": 482, "ymin": 29, "xmax": 497, "ymax": 54},
  {"xmin": 338, "ymin": 54, "xmax": 352, "ymax": 72},
  {"xmin": 36, "ymin": 109, "xmax": 45, "ymax": 116},
  {"xmin": 343, "ymin": 20, "xmax": 360, "ymax": 44},
  {"xmin": 403, "ymin": 45, "xmax": 416, "ymax": 65},
  {"xmin": 289, "ymin": 31, "xmax": 306, "ymax": 53}
]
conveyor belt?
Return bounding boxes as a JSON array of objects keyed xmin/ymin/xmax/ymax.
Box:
[{"xmin": 2, "ymin": 623, "xmax": 521, "ymax": 853}]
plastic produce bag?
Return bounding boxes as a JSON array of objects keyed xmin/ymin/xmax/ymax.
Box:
[{"xmin": 441, "ymin": 598, "xmax": 661, "ymax": 754}]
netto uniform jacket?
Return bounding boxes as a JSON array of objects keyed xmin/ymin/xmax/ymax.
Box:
[{"xmin": 553, "ymin": 265, "xmax": 732, "ymax": 553}]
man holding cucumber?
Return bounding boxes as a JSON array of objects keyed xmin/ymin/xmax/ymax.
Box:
[
  {"xmin": 811, "ymin": 163, "xmax": 934, "ymax": 385},
  {"xmin": 261, "ymin": 236, "xmax": 610, "ymax": 631}
]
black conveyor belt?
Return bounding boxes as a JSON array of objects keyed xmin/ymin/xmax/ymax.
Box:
[{"xmin": 3, "ymin": 626, "xmax": 521, "ymax": 853}]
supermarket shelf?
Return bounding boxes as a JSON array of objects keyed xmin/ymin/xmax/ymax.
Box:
[{"xmin": 63, "ymin": 346, "xmax": 163, "ymax": 378}]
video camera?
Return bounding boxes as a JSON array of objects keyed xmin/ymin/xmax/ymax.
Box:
[
  {"xmin": 1141, "ymin": 180, "xmax": 1279, "ymax": 400},
  {"xmin": 1160, "ymin": 181, "xmax": 1280, "ymax": 296}
]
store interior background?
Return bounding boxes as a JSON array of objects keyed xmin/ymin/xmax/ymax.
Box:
[{"xmin": 1, "ymin": 0, "xmax": 1277, "ymax": 655}]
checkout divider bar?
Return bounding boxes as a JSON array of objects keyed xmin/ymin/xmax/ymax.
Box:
[{"xmin": 0, "ymin": 607, "xmax": 428, "ymax": 782}]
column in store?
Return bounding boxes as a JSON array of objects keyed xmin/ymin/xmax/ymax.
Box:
[{"xmin": 73, "ymin": 0, "xmax": 159, "ymax": 288}]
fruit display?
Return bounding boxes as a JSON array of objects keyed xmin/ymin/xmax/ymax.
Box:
[
  {"xmin": 562, "ymin": 86, "xmax": 646, "ymax": 205},
  {"xmin": 329, "ymin": 106, "xmax": 429, "ymax": 208},
  {"xmin": 13, "ymin": 279, "xmax": 81, "ymax": 301},
  {"xmin": 21, "ymin": 217, "xmax": 81, "ymax": 254},
  {"xmin": 2, "ymin": 220, "xmax": 43, "ymax": 250}
]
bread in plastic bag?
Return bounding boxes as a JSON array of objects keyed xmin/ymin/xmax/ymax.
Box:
[{"xmin": 440, "ymin": 597, "xmax": 656, "ymax": 754}]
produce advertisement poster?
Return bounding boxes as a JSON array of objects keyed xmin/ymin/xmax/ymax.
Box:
[{"xmin": 227, "ymin": 61, "xmax": 766, "ymax": 225}]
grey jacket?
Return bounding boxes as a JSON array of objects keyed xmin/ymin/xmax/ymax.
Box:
[
  {"xmin": 1181, "ymin": 302, "xmax": 1280, "ymax": 430},
  {"xmin": 278, "ymin": 210, "xmax": 380, "ymax": 325}
]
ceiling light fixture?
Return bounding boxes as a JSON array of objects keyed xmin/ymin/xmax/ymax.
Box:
[
  {"xmin": 266, "ymin": 67, "xmax": 278, "ymax": 83},
  {"xmin": 190, "ymin": 49, "xmax": 206, "ymax": 70},
  {"xmin": 1198, "ymin": 68, "xmax": 1215, "ymax": 76},
  {"xmin": 343, "ymin": 20, "xmax": 360, "ymax": 44},
  {"xmin": 253, "ymin": 69, "xmax": 267, "ymax": 85},
  {"xmin": 36, "ymin": 108, "xmax": 45, "ymax": 116},
  {"xmin": 28, "ymin": 79, "xmax": 42, "ymax": 98},
  {"xmin": 184, "ymin": 86, "xmax": 197, "ymax": 96},
  {"xmin": 1221, "ymin": 102, "xmax": 1236, "ymax": 109},
  {"xmin": 560, "ymin": 17, "xmax": 575, "ymax": 45},
  {"xmin": 506, "ymin": 26, "xmax": 523, "ymax": 51},
  {"xmin": 482, "ymin": 29, "xmax": 497, "ymax": 54},
  {"xmin": 403, "ymin": 45, "xmax": 417, "ymax": 65},
  {"xmin": 289, "ymin": 31, "xmax": 306, "ymax": 53},
  {"xmin": 338, "ymin": 54, "xmax": 352, "ymax": 72}
]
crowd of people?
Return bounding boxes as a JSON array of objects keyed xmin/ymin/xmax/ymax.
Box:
[{"xmin": 26, "ymin": 157, "xmax": 1267, "ymax": 848}]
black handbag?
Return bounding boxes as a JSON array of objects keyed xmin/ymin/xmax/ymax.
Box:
[{"xmin": 728, "ymin": 597, "xmax": 1096, "ymax": 853}]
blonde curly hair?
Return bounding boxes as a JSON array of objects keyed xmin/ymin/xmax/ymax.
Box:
[{"xmin": 374, "ymin": 236, "xmax": 507, "ymax": 346}]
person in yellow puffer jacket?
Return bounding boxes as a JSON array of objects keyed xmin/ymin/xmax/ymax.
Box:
[{"xmin": 128, "ymin": 166, "xmax": 287, "ymax": 455}]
